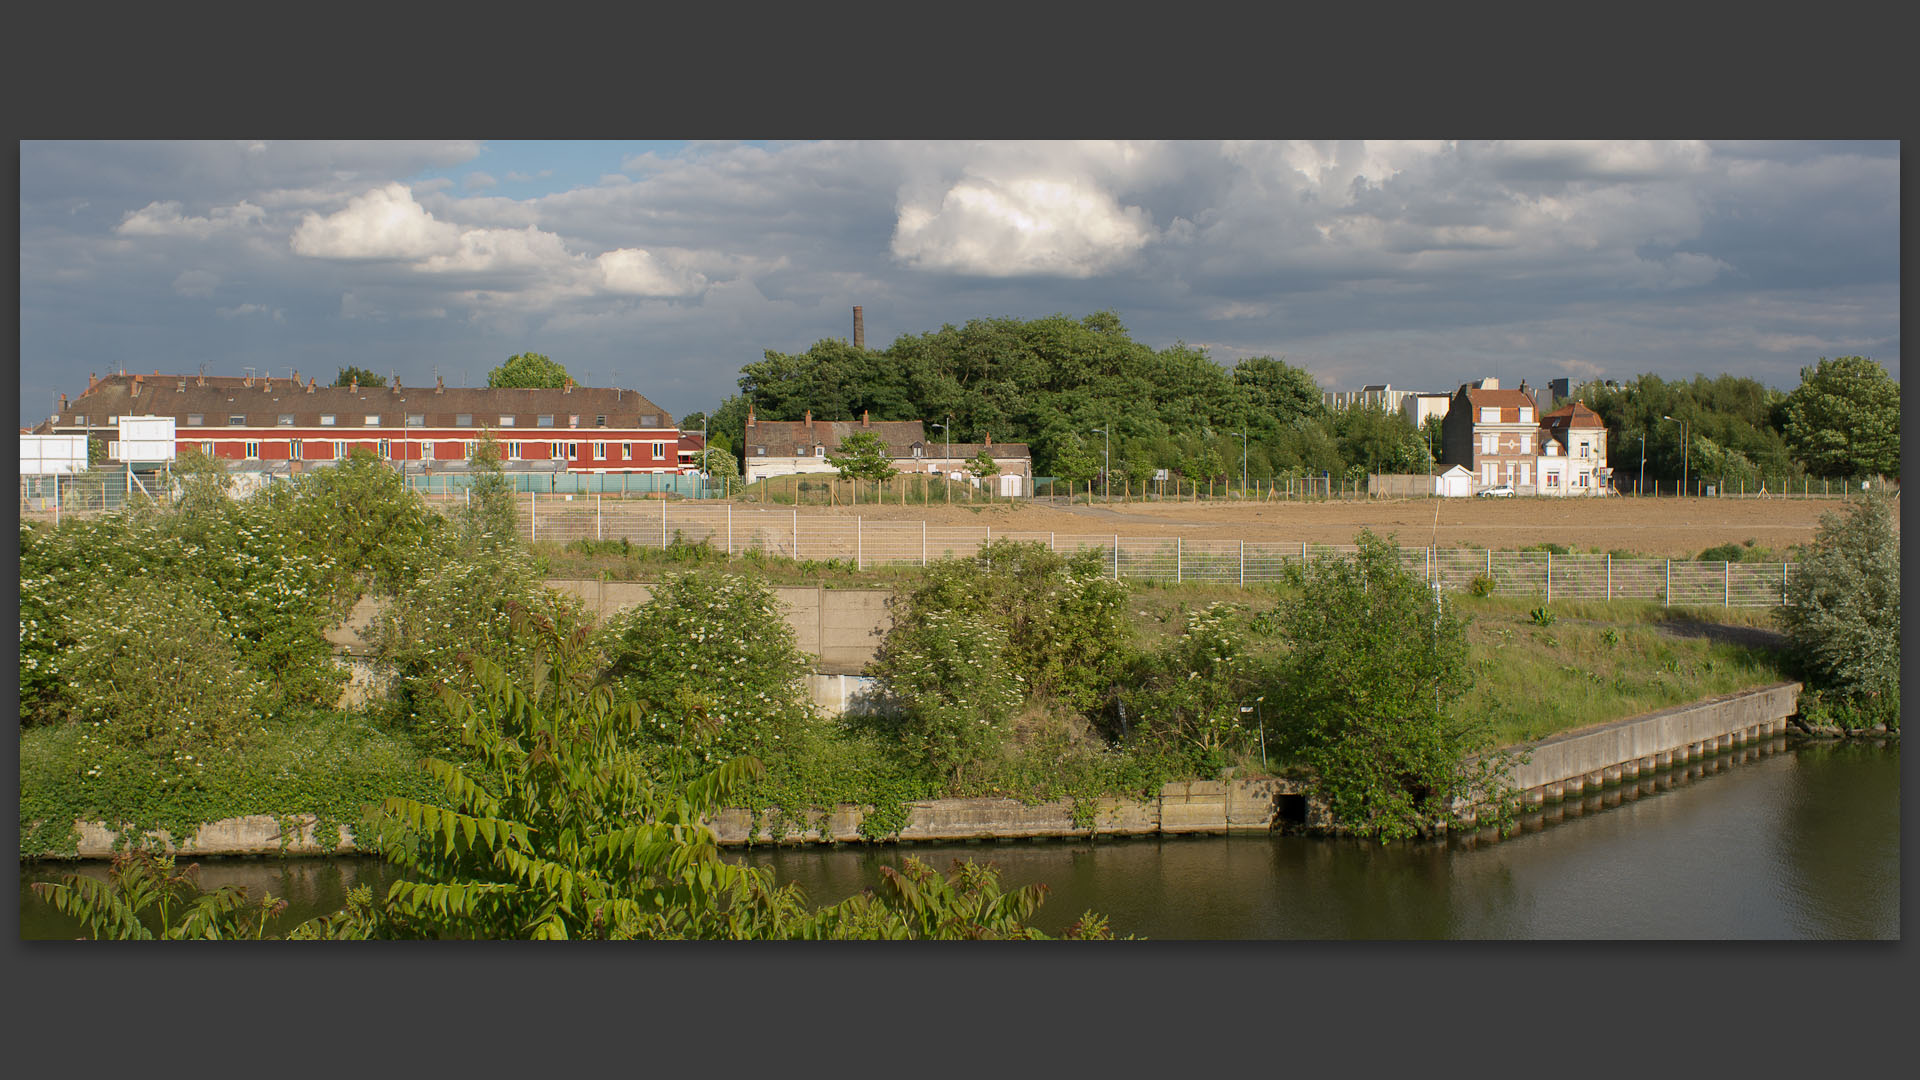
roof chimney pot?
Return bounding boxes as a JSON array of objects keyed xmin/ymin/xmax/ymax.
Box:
[{"xmin": 862, "ymin": 409, "xmax": 869, "ymax": 427}]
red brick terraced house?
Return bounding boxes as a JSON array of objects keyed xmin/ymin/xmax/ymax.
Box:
[{"xmin": 36, "ymin": 371, "xmax": 684, "ymax": 476}]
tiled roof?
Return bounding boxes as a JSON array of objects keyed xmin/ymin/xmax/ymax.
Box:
[
  {"xmin": 745, "ymin": 418, "xmax": 928, "ymax": 458},
  {"xmin": 1464, "ymin": 388, "xmax": 1539, "ymax": 411},
  {"xmin": 50, "ymin": 373, "xmax": 674, "ymax": 430},
  {"xmin": 1543, "ymin": 402, "xmax": 1606, "ymax": 428}
]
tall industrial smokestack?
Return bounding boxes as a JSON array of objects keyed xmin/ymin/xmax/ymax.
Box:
[{"xmin": 853, "ymin": 306, "xmax": 864, "ymax": 348}]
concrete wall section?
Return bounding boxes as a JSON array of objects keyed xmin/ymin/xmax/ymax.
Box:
[
  {"xmin": 1502, "ymin": 682, "xmax": 1800, "ymax": 800},
  {"xmin": 545, "ymin": 579, "xmax": 894, "ymax": 673},
  {"xmin": 60, "ymin": 814, "xmax": 360, "ymax": 859}
]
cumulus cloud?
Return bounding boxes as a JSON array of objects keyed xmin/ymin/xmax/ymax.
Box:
[
  {"xmin": 290, "ymin": 183, "xmax": 460, "ymax": 259},
  {"xmin": 215, "ymin": 303, "xmax": 283, "ymax": 321},
  {"xmin": 596, "ymin": 248, "xmax": 709, "ymax": 296},
  {"xmin": 892, "ymin": 175, "xmax": 1154, "ymax": 277},
  {"xmin": 117, "ymin": 199, "xmax": 264, "ymax": 237},
  {"xmin": 464, "ymin": 172, "xmax": 498, "ymax": 191}
]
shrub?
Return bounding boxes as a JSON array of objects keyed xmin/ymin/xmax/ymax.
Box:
[
  {"xmin": 1274, "ymin": 530, "xmax": 1506, "ymax": 840},
  {"xmin": 1122, "ymin": 602, "xmax": 1274, "ymax": 763},
  {"xmin": 866, "ymin": 608, "xmax": 1024, "ymax": 784},
  {"xmin": 1777, "ymin": 494, "xmax": 1899, "ymax": 725},
  {"xmin": 600, "ymin": 568, "xmax": 820, "ymax": 765}
]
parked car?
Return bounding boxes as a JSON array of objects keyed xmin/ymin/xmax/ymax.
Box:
[{"xmin": 1478, "ymin": 484, "xmax": 1516, "ymax": 498}]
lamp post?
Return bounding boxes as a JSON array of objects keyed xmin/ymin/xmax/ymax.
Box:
[
  {"xmin": 1662, "ymin": 415, "xmax": 1688, "ymax": 497},
  {"xmin": 1232, "ymin": 430, "xmax": 1247, "ymax": 498},
  {"xmin": 1092, "ymin": 427, "xmax": 1110, "ymax": 501}
]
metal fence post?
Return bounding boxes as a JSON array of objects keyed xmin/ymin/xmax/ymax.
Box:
[
  {"xmin": 922, "ymin": 521, "xmax": 927, "ymax": 567},
  {"xmin": 1724, "ymin": 562, "xmax": 1730, "ymax": 608},
  {"xmin": 1241, "ymin": 540, "xmax": 1246, "ymax": 585},
  {"xmin": 1176, "ymin": 537, "xmax": 1183, "ymax": 584},
  {"xmin": 596, "ymin": 494, "xmax": 602, "ymax": 541},
  {"xmin": 1113, "ymin": 534, "xmax": 1120, "ymax": 580},
  {"xmin": 529, "ymin": 492, "xmax": 536, "ymax": 542},
  {"xmin": 1782, "ymin": 563, "xmax": 1788, "ymax": 605},
  {"xmin": 857, "ymin": 517, "xmax": 862, "ymax": 570},
  {"xmin": 1665, "ymin": 560, "xmax": 1671, "ymax": 606},
  {"xmin": 1546, "ymin": 550, "xmax": 1552, "ymax": 603},
  {"xmin": 1606, "ymin": 554, "xmax": 1612, "ymax": 601},
  {"xmin": 793, "ymin": 509, "xmax": 799, "ymax": 560}
]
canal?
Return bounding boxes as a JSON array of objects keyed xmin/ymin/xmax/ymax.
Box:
[{"xmin": 19, "ymin": 736, "xmax": 1898, "ymax": 939}]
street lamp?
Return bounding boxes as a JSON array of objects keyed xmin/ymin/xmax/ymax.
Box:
[
  {"xmin": 1091, "ymin": 427, "xmax": 1110, "ymax": 501},
  {"xmin": 1662, "ymin": 415, "xmax": 1688, "ymax": 498},
  {"xmin": 1232, "ymin": 430, "xmax": 1247, "ymax": 497}
]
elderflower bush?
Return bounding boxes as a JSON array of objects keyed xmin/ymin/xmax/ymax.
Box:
[
  {"xmin": 370, "ymin": 546, "xmax": 580, "ymax": 742},
  {"xmin": 59, "ymin": 576, "xmax": 264, "ymax": 753},
  {"xmin": 600, "ymin": 569, "xmax": 819, "ymax": 764},
  {"xmin": 1124, "ymin": 602, "xmax": 1270, "ymax": 761},
  {"xmin": 867, "ymin": 608, "xmax": 1025, "ymax": 783}
]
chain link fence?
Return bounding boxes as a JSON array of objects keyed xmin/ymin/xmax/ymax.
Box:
[{"xmin": 474, "ymin": 494, "xmax": 1801, "ymax": 608}]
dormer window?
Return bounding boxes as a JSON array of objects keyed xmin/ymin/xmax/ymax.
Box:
[
  {"xmin": 365, "ymin": 414, "xmax": 381, "ymax": 426},
  {"xmin": 319, "ymin": 414, "xmax": 336, "ymax": 426},
  {"xmin": 1480, "ymin": 407, "xmax": 1499, "ymax": 423},
  {"xmin": 641, "ymin": 414, "xmax": 659, "ymax": 427},
  {"xmin": 228, "ymin": 415, "xmax": 246, "ymax": 426},
  {"xmin": 912, "ymin": 443, "xmax": 923, "ymax": 458},
  {"xmin": 596, "ymin": 415, "xmax": 607, "ymax": 427},
  {"xmin": 278, "ymin": 414, "xmax": 295, "ymax": 426},
  {"xmin": 538, "ymin": 415, "xmax": 555, "ymax": 427},
  {"xmin": 406, "ymin": 414, "xmax": 425, "ymax": 427},
  {"xmin": 814, "ymin": 444, "xmax": 825, "ymax": 456},
  {"xmin": 187, "ymin": 413, "xmax": 204, "ymax": 426},
  {"xmin": 499, "ymin": 416, "xmax": 515, "ymax": 427},
  {"xmin": 456, "ymin": 413, "xmax": 473, "ymax": 426},
  {"xmin": 1518, "ymin": 407, "xmax": 1533, "ymax": 423}
]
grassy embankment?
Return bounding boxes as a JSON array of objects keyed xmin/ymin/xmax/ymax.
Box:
[{"xmin": 19, "ymin": 542, "xmax": 1792, "ymax": 857}]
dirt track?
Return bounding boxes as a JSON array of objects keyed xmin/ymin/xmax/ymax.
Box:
[{"xmin": 747, "ymin": 494, "xmax": 1880, "ymax": 559}]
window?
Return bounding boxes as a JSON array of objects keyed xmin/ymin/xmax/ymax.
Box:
[
  {"xmin": 652, "ymin": 442, "xmax": 666, "ymax": 460},
  {"xmin": 596, "ymin": 415, "xmax": 607, "ymax": 427},
  {"xmin": 1578, "ymin": 473, "xmax": 1590, "ymax": 487},
  {"xmin": 200, "ymin": 441, "xmax": 213, "ymax": 456},
  {"xmin": 365, "ymin": 414, "xmax": 380, "ymax": 426},
  {"xmin": 244, "ymin": 441, "xmax": 259, "ymax": 459},
  {"xmin": 569, "ymin": 415, "xmax": 580, "ymax": 428},
  {"xmin": 334, "ymin": 441, "xmax": 347, "ymax": 460},
  {"xmin": 319, "ymin": 414, "xmax": 336, "ymax": 426},
  {"xmin": 1546, "ymin": 471, "xmax": 1560, "ymax": 487},
  {"xmin": 1481, "ymin": 433, "xmax": 1498, "ymax": 455},
  {"xmin": 592, "ymin": 442, "xmax": 606, "ymax": 459},
  {"xmin": 814, "ymin": 444, "xmax": 825, "ymax": 457},
  {"xmin": 912, "ymin": 444, "xmax": 923, "ymax": 458},
  {"xmin": 1517, "ymin": 435, "xmax": 1530, "ymax": 454},
  {"xmin": 622, "ymin": 443, "xmax": 632, "ymax": 459},
  {"xmin": 378, "ymin": 439, "xmax": 391, "ymax": 458},
  {"xmin": 1480, "ymin": 407, "xmax": 1499, "ymax": 423},
  {"xmin": 567, "ymin": 442, "xmax": 579, "ymax": 460},
  {"xmin": 1518, "ymin": 407, "xmax": 1533, "ymax": 424},
  {"xmin": 108, "ymin": 441, "xmax": 120, "ymax": 458},
  {"xmin": 464, "ymin": 442, "xmax": 476, "ymax": 459},
  {"xmin": 796, "ymin": 446, "xmax": 809, "ymax": 456},
  {"xmin": 1578, "ymin": 442, "xmax": 1590, "ymax": 458},
  {"xmin": 406, "ymin": 414, "xmax": 425, "ymax": 427},
  {"xmin": 278, "ymin": 414, "xmax": 295, "ymax": 426},
  {"xmin": 187, "ymin": 413, "xmax": 204, "ymax": 426},
  {"xmin": 640, "ymin": 414, "xmax": 659, "ymax": 427},
  {"xmin": 507, "ymin": 442, "xmax": 521, "ymax": 460},
  {"xmin": 290, "ymin": 440, "xmax": 303, "ymax": 460},
  {"xmin": 456, "ymin": 413, "xmax": 473, "ymax": 426},
  {"xmin": 537, "ymin": 415, "xmax": 555, "ymax": 427},
  {"xmin": 754, "ymin": 447, "xmax": 765, "ymax": 456},
  {"xmin": 550, "ymin": 442, "xmax": 563, "ymax": 459},
  {"xmin": 229, "ymin": 415, "xmax": 246, "ymax": 426},
  {"xmin": 499, "ymin": 415, "xmax": 515, "ymax": 427}
]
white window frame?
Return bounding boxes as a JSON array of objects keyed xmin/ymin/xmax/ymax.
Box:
[
  {"xmin": 567, "ymin": 442, "xmax": 579, "ymax": 460},
  {"xmin": 499, "ymin": 416, "xmax": 515, "ymax": 427},
  {"xmin": 378, "ymin": 439, "xmax": 391, "ymax": 458},
  {"xmin": 1480, "ymin": 407, "xmax": 1499, "ymax": 423},
  {"xmin": 365, "ymin": 414, "xmax": 381, "ymax": 426},
  {"xmin": 244, "ymin": 441, "xmax": 260, "ymax": 459},
  {"xmin": 278, "ymin": 414, "xmax": 295, "ymax": 426},
  {"xmin": 320, "ymin": 414, "xmax": 336, "ymax": 426},
  {"xmin": 229, "ymin": 415, "xmax": 247, "ymax": 426},
  {"xmin": 456, "ymin": 413, "xmax": 473, "ymax": 426},
  {"xmin": 538, "ymin": 415, "xmax": 555, "ymax": 428},
  {"xmin": 334, "ymin": 441, "xmax": 347, "ymax": 459},
  {"xmin": 550, "ymin": 441, "xmax": 563, "ymax": 459},
  {"xmin": 187, "ymin": 413, "xmax": 204, "ymax": 426},
  {"xmin": 652, "ymin": 441, "xmax": 667, "ymax": 461},
  {"xmin": 622, "ymin": 442, "xmax": 632, "ymax": 459},
  {"xmin": 200, "ymin": 441, "xmax": 214, "ymax": 456},
  {"xmin": 290, "ymin": 440, "xmax": 303, "ymax": 460},
  {"xmin": 507, "ymin": 441, "xmax": 521, "ymax": 460},
  {"xmin": 406, "ymin": 414, "xmax": 425, "ymax": 427},
  {"xmin": 592, "ymin": 442, "xmax": 606, "ymax": 459},
  {"xmin": 1518, "ymin": 407, "xmax": 1533, "ymax": 424},
  {"xmin": 1481, "ymin": 433, "xmax": 1498, "ymax": 455}
]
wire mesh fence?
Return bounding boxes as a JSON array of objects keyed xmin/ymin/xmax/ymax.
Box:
[{"xmin": 483, "ymin": 494, "xmax": 1801, "ymax": 608}]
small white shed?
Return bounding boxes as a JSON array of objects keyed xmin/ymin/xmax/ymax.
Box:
[{"xmin": 1435, "ymin": 465, "xmax": 1472, "ymax": 498}]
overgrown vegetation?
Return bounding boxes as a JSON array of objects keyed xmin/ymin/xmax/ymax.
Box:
[{"xmin": 1777, "ymin": 494, "xmax": 1899, "ymax": 731}]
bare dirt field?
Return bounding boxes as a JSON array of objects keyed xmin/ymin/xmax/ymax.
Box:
[{"xmin": 742, "ymin": 494, "xmax": 1880, "ymax": 559}]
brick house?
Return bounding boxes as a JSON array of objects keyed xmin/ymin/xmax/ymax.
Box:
[
  {"xmin": 35, "ymin": 371, "xmax": 683, "ymax": 476},
  {"xmin": 1441, "ymin": 379, "xmax": 1542, "ymax": 491},
  {"xmin": 742, "ymin": 406, "xmax": 1033, "ymax": 494}
]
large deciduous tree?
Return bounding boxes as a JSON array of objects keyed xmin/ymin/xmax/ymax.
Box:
[
  {"xmin": 487, "ymin": 352, "xmax": 572, "ymax": 389},
  {"xmin": 332, "ymin": 366, "xmax": 386, "ymax": 388},
  {"xmin": 1780, "ymin": 356, "xmax": 1900, "ymax": 480}
]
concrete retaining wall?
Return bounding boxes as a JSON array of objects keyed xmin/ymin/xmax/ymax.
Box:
[
  {"xmin": 1498, "ymin": 682, "xmax": 1801, "ymax": 808},
  {"xmin": 548, "ymin": 579, "xmax": 894, "ymax": 675},
  {"xmin": 36, "ymin": 686, "xmax": 1799, "ymax": 858}
]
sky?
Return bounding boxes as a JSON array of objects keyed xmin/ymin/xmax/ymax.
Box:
[{"xmin": 17, "ymin": 140, "xmax": 1900, "ymax": 429}]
